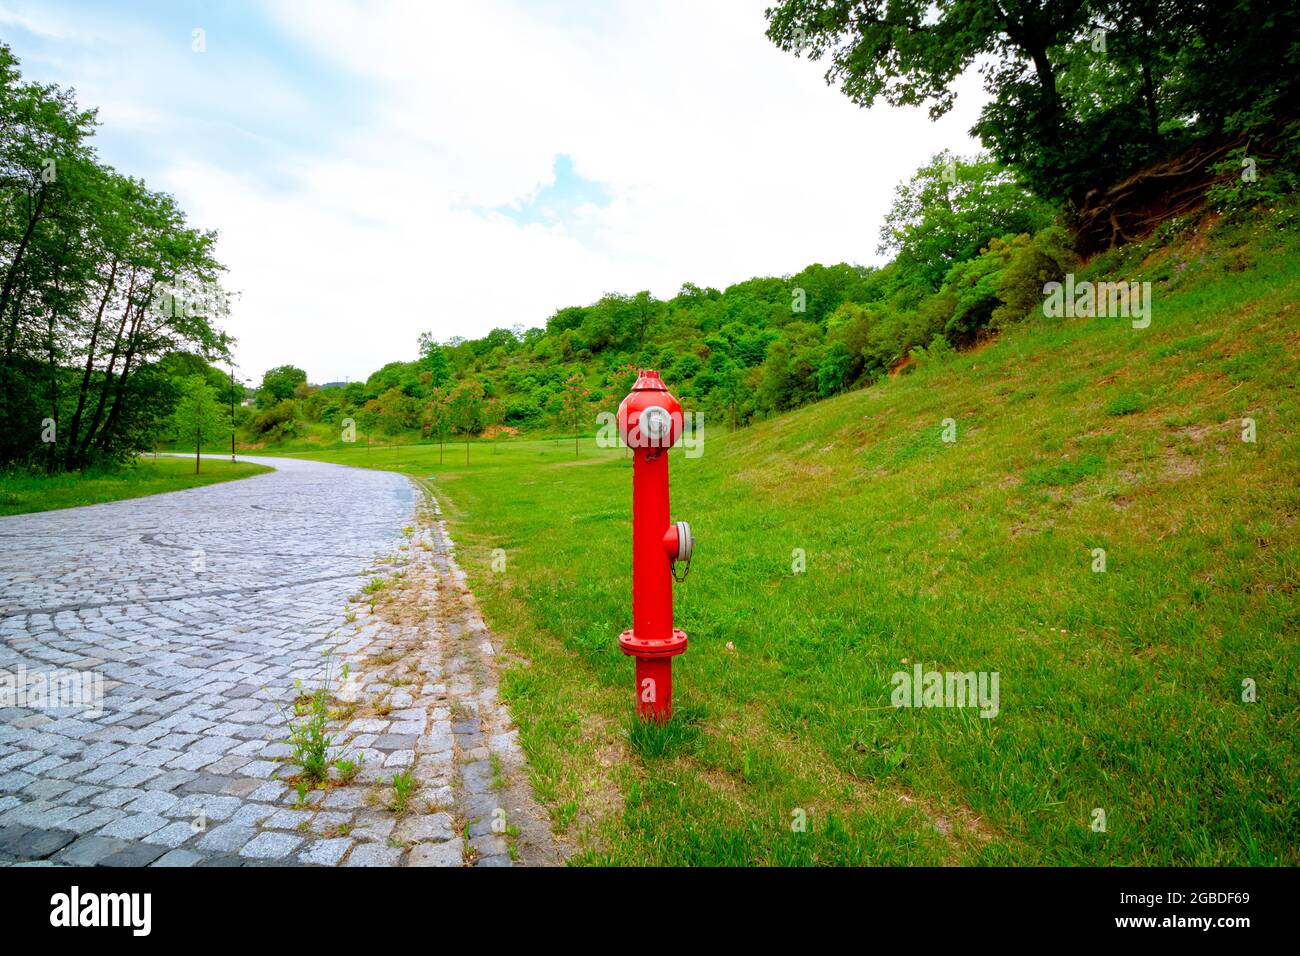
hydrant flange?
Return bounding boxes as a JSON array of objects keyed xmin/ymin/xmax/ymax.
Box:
[{"xmin": 618, "ymin": 627, "xmax": 688, "ymax": 658}]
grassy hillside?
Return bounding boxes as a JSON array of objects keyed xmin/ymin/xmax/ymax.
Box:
[
  {"xmin": 288, "ymin": 205, "xmax": 1299, "ymax": 865},
  {"xmin": 0, "ymin": 456, "xmax": 272, "ymax": 517}
]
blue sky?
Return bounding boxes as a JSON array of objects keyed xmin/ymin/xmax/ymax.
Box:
[
  {"xmin": 493, "ymin": 154, "xmax": 613, "ymax": 229},
  {"xmin": 0, "ymin": 0, "xmax": 987, "ymax": 383},
  {"xmin": 1, "ymin": 2, "xmax": 368, "ymax": 188}
]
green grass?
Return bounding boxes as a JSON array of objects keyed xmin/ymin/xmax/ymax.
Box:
[
  {"xmin": 223, "ymin": 416, "xmax": 565, "ymax": 458},
  {"xmin": 283, "ymin": 205, "xmax": 1300, "ymax": 865},
  {"xmin": 0, "ymin": 455, "xmax": 272, "ymax": 516}
]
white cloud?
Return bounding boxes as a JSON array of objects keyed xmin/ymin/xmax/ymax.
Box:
[{"xmin": 18, "ymin": 0, "xmax": 991, "ymax": 383}]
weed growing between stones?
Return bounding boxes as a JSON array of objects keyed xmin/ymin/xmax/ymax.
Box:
[
  {"xmin": 389, "ymin": 770, "xmax": 416, "ymax": 813},
  {"xmin": 273, "ymin": 652, "xmax": 364, "ymax": 789},
  {"xmin": 334, "ymin": 756, "xmax": 362, "ymax": 784}
]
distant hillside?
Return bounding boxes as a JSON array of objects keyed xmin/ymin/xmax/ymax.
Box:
[{"xmin": 242, "ymin": 116, "xmax": 1297, "ymax": 454}]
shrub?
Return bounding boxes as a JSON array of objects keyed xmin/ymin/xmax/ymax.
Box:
[
  {"xmin": 251, "ymin": 399, "xmax": 297, "ymax": 442},
  {"xmin": 930, "ymin": 226, "xmax": 1076, "ymax": 345}
]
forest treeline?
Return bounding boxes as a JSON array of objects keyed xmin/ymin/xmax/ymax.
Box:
[
  {"xmin": 2, "ymin": 2, "xmax": 1296, "ymax": 464},
  {"xmin": 284, "ymin": 158, "xmax": 1068, "ymax": 442}
]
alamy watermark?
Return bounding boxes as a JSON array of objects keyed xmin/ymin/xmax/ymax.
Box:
[
  {"xmin": 1, "ymin": 666, "xmax": 104, "ymax": 716},
  {"xmin": 1043, "ymin": 274, "xmax": 1152, "ymax": 329},
  {"xmin": 149, "ymin": 277, "xmax": 228, "ymax": 321},
  {"xmin": 50, "ymin": 886, "xmax": 151, "ymax": 936},
  {"xmin": 890, "ymin": 664, "xmax": 1000, "ymax": 718},
  {"xmin": 595, "ymin": 410, "xmax": 705, "ymax": 458}
]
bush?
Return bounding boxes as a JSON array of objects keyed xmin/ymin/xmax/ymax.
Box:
[
  {"xmin": 991, "ymin": 226, "xmax": 1075, "ymax": 328},
  {"xmin": 909, "ymin": 333, "xmax": 956, "ymax": 368},
  {"xmin": 1207, "ymin": 116, "xmax": 1300, "ymax": 216},
  {"xmin": 251, "ymin": 399, "xmax": 297, "ymax": 442},
  {"xmin": 505, "ymin": 398, "xmax": 542, "ymax": 426},
  {"xmin": 931, "ymin": 226, "xmax": 1075, "ymax": 344}
]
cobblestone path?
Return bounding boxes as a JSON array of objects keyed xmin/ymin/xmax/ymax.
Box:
[{"xmin": 0, "ymin": 456, "xmax": 555, "ymax": 867}]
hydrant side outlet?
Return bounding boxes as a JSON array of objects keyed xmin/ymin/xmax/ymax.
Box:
[{"xmin": 617, "ymin": 370, "xmax": 690, "ymax": 722}]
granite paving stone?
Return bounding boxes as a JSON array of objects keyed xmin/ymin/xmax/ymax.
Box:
[{"xmin": 0, "ymin": 455, "xmax": 552, "ymax": 868}]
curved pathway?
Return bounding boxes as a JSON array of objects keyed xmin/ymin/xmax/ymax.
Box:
[{"xmin": 0, "ymin": 457, "xmax": 428, "ymax": 865}]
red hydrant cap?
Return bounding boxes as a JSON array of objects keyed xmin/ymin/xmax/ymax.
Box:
[{"xmin": 630, "ymin": 369, "xmax": 668, "ymax": 391}]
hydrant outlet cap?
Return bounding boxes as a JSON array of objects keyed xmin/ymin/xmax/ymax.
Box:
[{"xmin": 675, "ymin": 521, "xmax": 693, "ymax": 562}]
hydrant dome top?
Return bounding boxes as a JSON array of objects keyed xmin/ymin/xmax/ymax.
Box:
[{"xmin": 631, "ymin": 369, "xmax": 668, "ymax": 391}]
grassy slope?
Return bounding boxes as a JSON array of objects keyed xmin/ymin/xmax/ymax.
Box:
[
  {"xmin": 0, "ymin": 456, "xmax": 272, "ymax": 516},
  {"xmin": 289, "ymin": 206, "xmax": 1299, "ymax": 865}
]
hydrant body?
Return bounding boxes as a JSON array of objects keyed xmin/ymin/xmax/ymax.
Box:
[{"xmin": 617, "ymin": 370, "xmax": 691, "ymax": 721}]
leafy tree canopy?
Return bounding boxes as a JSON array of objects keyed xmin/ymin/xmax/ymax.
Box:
[
  {"xmin": 765, "ymin": 1, "xmax": 1300, "ymax": 205},
  {"xmin": 880, "ymin": 150, "xmax": 1057, "ymax": 289},
  {"xmin": 257, "ymin": 365, "xmax": 307, "ymax": 407}
]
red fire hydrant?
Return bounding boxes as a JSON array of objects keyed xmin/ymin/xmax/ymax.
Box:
[{"xmin": 617, "ymin": 370, "xmax": 693, "ymax": 722}]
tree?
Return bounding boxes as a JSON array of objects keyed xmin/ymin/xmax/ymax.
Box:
[
  {"xmin": 250, "ymin": 398, "xmax": 296, "ymax": 444},
  {"xmin": 172, "ymin": 374, "xmax": 227, "ymax": 473},
  {"xmin": 765, "ymin": 1, "xmax": 1300, "ymax": 206},
  {"xmin": 816, "ymin": 340, "xmax": 855, "ymax": 397},
  {"xmin": 62, "ymin": 170, "xmax": 138, "ymax": 470},
  {"xmin": 483, "ymin": 395, "xmax": 505, "ymax": 432},
  {"xmin": 448, "ymin": 379, "xmax": 485, "ymax": 435},
  {"xmin": 447, "ymin": 379, "xmax": 485, "ymax": 464},
  {"xmin": 879, "ymin": 151, "xmax": 1056, "ymax": 290},
  {"xmin": 560, "ymin": 372, "xmax": 591, "ymax": 458},
  {"xmin": 758, "ymin": 340, "xmax": 794, "ymax": 414},
  {"xmin": 257, "ymin": 365, "xmax": 307, "ymax": 407},
  {"xmin": 765, "ymin": 1, "xmax": 1088, "ymax": 146},
  {"xmin": 417, "ymin": 332, "xmax": 452, "ymax": 388},
  {"xmin": 482, "ymin": 395, "xmax": 505, "ymax": 453},
  {"xmin": 0, "ymin": 44, "xmax": 230, "ymax": 472},
  {"xmin": 422, "ymin": 388, "xmax": 452, "ymax": 464},
  {"xmin": 367, "ymin": 386, "xmax": 419, "ymax": 436}
]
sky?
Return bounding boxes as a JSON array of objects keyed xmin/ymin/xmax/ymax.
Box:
[{"xmin": 0, "ymin": 0, "xmax": 988, "ymax": 385}]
